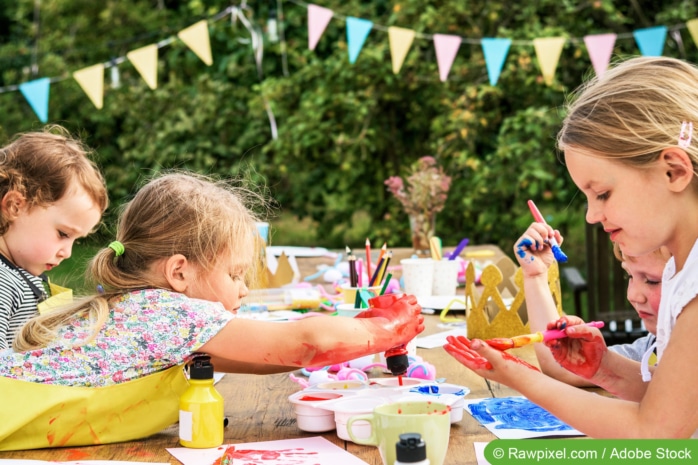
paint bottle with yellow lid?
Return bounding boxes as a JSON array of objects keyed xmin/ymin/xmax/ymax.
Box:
[{"xmin": 179, "ymin": 355, "xmax": 224, "ymax": 448}]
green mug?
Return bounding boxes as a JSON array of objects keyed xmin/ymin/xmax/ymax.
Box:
[{"xmin": 347, "ymin": 401, "xmax": 451, "ymax": 465}]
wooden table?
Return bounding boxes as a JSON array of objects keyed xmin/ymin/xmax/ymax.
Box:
[{"xmin": 0, "ymin": 245, "xmax": 525, "ymax": 465}]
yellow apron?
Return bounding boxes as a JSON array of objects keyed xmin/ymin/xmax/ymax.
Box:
[
  {"xmin": 37, "ymin": 282, "xmax": 73, "ymax": 315},
  {"xmin": 0, "ymin": 365, "xmax": 189, "ymax": 451}
]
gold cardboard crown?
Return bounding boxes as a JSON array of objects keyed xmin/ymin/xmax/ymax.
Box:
[{"xmin": 464, "ymin": 256, "xmax": 563, "ymax": 340}]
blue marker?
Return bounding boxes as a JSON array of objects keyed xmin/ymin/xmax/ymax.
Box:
[{"xmin": 527, "ymin": 199, "xmax": 568, "ymax": 263}]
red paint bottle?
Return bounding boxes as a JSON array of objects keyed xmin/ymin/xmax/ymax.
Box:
[{"xmin": 368, "ymin": 294, "xmax": 410, "ymax": 376}]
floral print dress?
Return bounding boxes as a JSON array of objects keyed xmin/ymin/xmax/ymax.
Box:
[{"xmin": 0, "ymin": 289, "xmax": 233, "ymax": 387}]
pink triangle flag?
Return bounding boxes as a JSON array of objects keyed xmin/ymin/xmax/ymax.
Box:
[
  {"xmin": 433, "ymin": 34, "xmax": 462, "ymax": 82},
  {"xmin": 583, "ymin": 33, "xmax": 616, "ymax": 78},
  {"xmin": 308, "ymin": 4, "xmax": 334, "ymax": 51}
]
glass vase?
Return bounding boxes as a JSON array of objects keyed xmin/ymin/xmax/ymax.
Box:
[{"xmin": 409, "ymin": 212, "xmax": 436, "ymax": 254}]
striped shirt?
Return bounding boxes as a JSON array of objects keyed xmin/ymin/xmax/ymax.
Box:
[{"xmin": 0, "ymin": 258, "xmax": 42, "ymax": 350}]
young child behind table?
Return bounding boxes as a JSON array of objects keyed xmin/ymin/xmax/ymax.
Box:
[
  {"xmin": 444, "ymin": 56, "xmax": 698, "ymax": 438},
  {"xmin": 514, "ymin": 222, "xmax": 669, "ymax": 387},
  {"xmin": 0, "ymin": 126, "xmax": 108, "ymax": 350},
  {"xmin": 0, "ymin": 171, "xmax": 423, "ymax": 450}
]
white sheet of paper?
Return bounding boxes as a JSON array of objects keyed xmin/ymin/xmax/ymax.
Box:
[
  {"xmin": 415, "ymin": 327, "xmax": 466, "ymax": 349},
  {"xmin": 0, "ymin": 462, "xmax": 169, "ymax": 465},
  {"xmin": 167, "ymin": 436, "xmax": 369, "ymax": 465},
  {"xmin": 463, "ymin": 396, "xmax": 584, "ymax": 439},
  {"xmin": 474, "ymin": 442, "xmax": 492, "ymax": 465}
]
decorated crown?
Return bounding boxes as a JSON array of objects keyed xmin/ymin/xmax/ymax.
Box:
[{"xmin": 464, "ymin": 256, "xmax": 563, "ymax": 340}]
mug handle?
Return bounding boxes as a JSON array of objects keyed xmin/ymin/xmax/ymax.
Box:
[{"xmin": 346, "ymin": 414, "xmax": 377, "ymax": 445}]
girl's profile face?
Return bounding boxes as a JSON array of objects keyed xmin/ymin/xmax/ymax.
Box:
[
  {"xmin": 186, "ymin": 254, "xmax": 249, "ymax": 312},
  {"xmin": 564, "ymin": 147, "xmax": 674, "ymax": 258},
  {"xmin": 622, "ymin": 251, "xmax": 667, "ymax": 335},
  {"xmin": 0, "ymin": 186, "xmax": 102, "ymax": 276}
]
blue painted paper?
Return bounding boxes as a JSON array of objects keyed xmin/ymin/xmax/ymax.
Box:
[
  {"xmin": 19, "ymin": 77, "xmax": 50, "ymax": 123},
  {"xmin": 481, "ymin": 38, "xmax": 512, "ymax": 86},
  {"xmin": 346, "ymin": 17, "xmax": 373, "ymax": 64},
  {"xmin": 633, "ymin": 26, "xmax": 667, "ymax": 57}
]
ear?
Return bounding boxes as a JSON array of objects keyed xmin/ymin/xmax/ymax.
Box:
[
  {"xmin": 660, "ymin": 148, "xmax": 694, "ymax": 193},
  {"xmin": 0, "ymin": 191, "xmax": 26, "ymax": 220},
  {"xmin": 162, "ymin": 254, "xmax": 194, "ymax": 293}
]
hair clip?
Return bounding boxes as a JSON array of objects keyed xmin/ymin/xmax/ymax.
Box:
[{"xmin": 679, "ymin": 121, "xmax": 693, "ymax": 148}]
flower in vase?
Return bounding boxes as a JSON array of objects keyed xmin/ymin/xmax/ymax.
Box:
[{"xmin": 385, "ymin": 156, "xmax": 451, "ymax": 250}]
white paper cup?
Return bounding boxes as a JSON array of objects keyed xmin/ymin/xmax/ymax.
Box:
[
  {"xmin": 432, "ymin": 259, "xmax": 460, "ymax": 296},
  {"xmin": 400, "ymin": 258, "xmax": 434, "ymax": 298}
]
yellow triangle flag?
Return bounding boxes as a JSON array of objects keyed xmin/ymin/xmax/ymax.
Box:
[
  {"xmin": 72, "ymin": 63, "xmax": 104, "ymax": 109},
  {"xmin": 388, "ymin": 26, "xmax": 415, "ymax": 74},
  {"xmin": 177, "ymin": 20, "xmax": 212, "ymax": 66},
  {"xmin": 532, "ymin": 37, "xmax": 566, "ymax": 86},
  {"xmin": 127, "ymin": 44, "xmax": 158, "ymax": 90},
  {"xmin": 687, "ymin": 18, "xmax": 698, "ymax": 47}
]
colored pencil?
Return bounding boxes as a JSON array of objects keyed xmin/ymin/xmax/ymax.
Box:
[
  {"xmin": 369, "ymin": 256, "xmax": 385, "ymax": 287},
  {"xmin": 376, "ymin": 242, "xmax": 387, "ymax": 268},
  {"xmin": 379, "ymin": 272, "xmax": 393, "ymax": 295},
  {"xmin": 377, "ymin": 250, "xmax": 392, "ymax": 285},
  {"xmin": 365, "ymin": 238, "xmax": 372, "ymax": 280}
]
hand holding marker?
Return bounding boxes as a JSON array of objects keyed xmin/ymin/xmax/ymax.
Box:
[
  {"xmin": 527, "ymin": 199, "xmax": 568, "ymax": 263},
  {"xmin": 486, "ymin": 321, "xmax": 605, "ymax": 350}
]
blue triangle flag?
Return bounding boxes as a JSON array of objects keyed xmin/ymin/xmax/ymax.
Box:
[
  {"xmin": 633, "ymin": 26, "xmax": 667, "ymax": 57},
  {"xmin": 481, "ymin": 38, "xmax": 512, "ymax": 86},
  {"xmin": 19, "ymin": 77, "xmax": 50, "ymax": 123},
  {"xmin": 346, "ymin": 17, "xmax": 373, "ymax": 64}
]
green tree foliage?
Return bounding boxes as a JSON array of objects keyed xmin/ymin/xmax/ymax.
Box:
[{"xmin": 1, "ymin": 0, "xmax": 697, "ymax": 253}]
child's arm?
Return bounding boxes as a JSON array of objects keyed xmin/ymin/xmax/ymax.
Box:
[
  {"xmin": 515, "ymin": 223, "xmax": 595, "ymax": 386},
  {"xmin": 200, "ymin": 294, "xmax": 424, "ymax": 372},
  {"xmin": 445, "ymin": 299, "xmax": 698, "ymax": 437}
]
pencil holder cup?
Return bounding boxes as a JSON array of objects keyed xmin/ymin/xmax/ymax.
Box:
[{"xmin": 340, "ymin": 284, "xmax": 382, "ymax": 305}]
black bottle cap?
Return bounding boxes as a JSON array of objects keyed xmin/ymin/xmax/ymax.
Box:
[
  {"xmin": 189, "ymin": 355, "xmax": 214, "ymax": 380},
  {"xmin": 396, "ymin": 433, "xmax": 427, "ymax": 462},
  {"xmin": 386, "ymin": 353, "xmax": 409, "ymax": 376}
]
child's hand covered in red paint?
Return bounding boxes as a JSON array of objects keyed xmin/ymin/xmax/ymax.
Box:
[
  {"xmin": 444, "ymin": 335, "xmax": 540, "ymax": 383},
  {"xmin": 355, "ymin": 294, "xmax": 424, "ymax": 344},
  {"xmin": 545, "ymin": 316, "xmax": 607, "ymax": 379},
  {"xmin": 513, "ymin": 222, "xmax": 563, "ymax": 279}
]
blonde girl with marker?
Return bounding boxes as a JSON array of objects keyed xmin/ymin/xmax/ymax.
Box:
[
  {"xmin": 445, "ymin": 56, "xmax": 698, "ymax": 438},
  {"xmin": 0, "ymin": 172, "xmax": 424, "ymax": 450},
  {"xmin": 0, "ymin": 126, "xmax": 108, "ymax": 350}
]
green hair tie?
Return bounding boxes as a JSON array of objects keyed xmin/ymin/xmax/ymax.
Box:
[{"xmin": 108, "ymin": 241, "xmax": 125, "ymax": 257}]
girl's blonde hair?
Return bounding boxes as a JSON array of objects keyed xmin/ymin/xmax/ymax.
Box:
[
  {"xmin": 0, "ymin": 125, "xmax": 108, "ymax": 235},
  {"xmin": 558, "ymin": 56, "xmax": 698, "ymax": 171},
  {"xmin": 15, "ymin": 172, "xmax": 262, "ymax": 351}
]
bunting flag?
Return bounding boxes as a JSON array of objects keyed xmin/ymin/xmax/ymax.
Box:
[
  {"xmin": 583, "ymin": 33, "xmax": 616, "ymax": 78},
  {"xmin": 177, "ymin": 20, "xmax": 212, "ymax": 65},
  {"xmin": 73, "ymin": 63, "xmax": 104, "ymax": 109},
  {"xmin": 346, "ymin": 17, "xmax": 373, "ymax": 64},
  {"xmin": 433, "ymin": 34, "xmax": 462, "ymax": 82},
  {"xmin": 688, "ymin": 19, "xmax": 698, "ymax": 47},
  {"xmin": 633, "ymin": 26, "xmax": 667, "ymax": 56},
  {"xmin": 388, "ymin": 26, "xmax": 415, "ymax": 74},
  {"xmin": 127, "ymin": 44, "xmax": 158, "ymax": 90},
  {"xmin": 481, "ymin": 37, "xmax": 511, "ymax": 86},
  {"xmin": 307, "ymin": 4, "xmax": 334, "ymax": 51},
  {"xmin": 18, "ymin": 77, "xmax": 50, "ymax": 123},
  {"xmin": 533, "ymin": 37, "xmax": 566, "ymax": 86}
]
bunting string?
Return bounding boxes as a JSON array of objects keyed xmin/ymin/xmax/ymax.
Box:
[{"xmin": 1, "ymin": 0, "xmax": 696, "ymax": 129}]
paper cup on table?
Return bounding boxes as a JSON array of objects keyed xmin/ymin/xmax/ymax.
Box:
[
  {"xmin": 400, "ymin": 258, "xmax": 434, "ymax": 298},
  {"xmin": 432, "ymin": 259, "xmax": 460, "ymax": 296}
]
